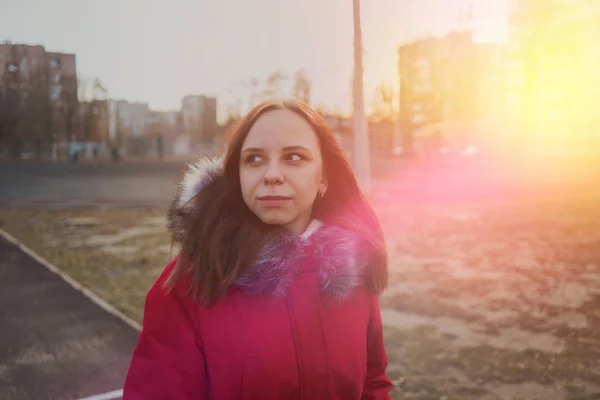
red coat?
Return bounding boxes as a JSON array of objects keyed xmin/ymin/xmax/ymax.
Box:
[
  {"xmin": 123, "ymin": 157, "xmax": 392, "ymax": 399},
  {"xmin": 124, "ymin": 255, "xmax": 391, "ymax": 399}
]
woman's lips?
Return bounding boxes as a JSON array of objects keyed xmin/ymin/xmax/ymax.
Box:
[{"xmin": 257, "ymin": 195, "xmax": 292, "ymax": 207}]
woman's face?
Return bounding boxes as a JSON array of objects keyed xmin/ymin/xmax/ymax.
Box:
[{"xmin": 239, "ymin": 109, "xmax": 326, "ymax": 234}]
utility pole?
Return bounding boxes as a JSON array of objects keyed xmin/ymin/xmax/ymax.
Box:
[{"xmin": 352, "ymin": 0, "xmax": 371, "ymax": 192}]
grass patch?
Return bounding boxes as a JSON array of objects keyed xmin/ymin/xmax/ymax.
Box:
[{"xmin": 0, "ymin": 209, "xmax": 172, "ymax": 323}]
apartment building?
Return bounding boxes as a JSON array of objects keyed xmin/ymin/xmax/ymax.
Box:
[
  {"xmin": 398, "ymin": 31, "xmax": 503, "ymax": 153},
  {"xmin": 181, "ymin": 95, "xmax": 218, "ymax": 150},
  {"xmin": 0, "ymin": 42, "xmax": 78, "ymax": 157}
]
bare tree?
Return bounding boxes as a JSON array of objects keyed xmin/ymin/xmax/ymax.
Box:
[
  {"xmin": 292, "ymin": 69, "xmax": 312, "ymax": 104},
  {"xmin": 77, "ymin": 75, "xmax": 91, "ymax": 142},
  {"xmin": 249, "ymin": 78, "xmax": 261, "ymax": 108},
  {"xmin": 92, "ymin": 78, "xmax": 108, "ymax": 100},
  {"xmin": 0, "ymin": 48, "xmax": 22, "ymax": 158},
  {"xmin": 78, "ymin": 77, "xmax": 106, "ymax": 145},
  {"xmin": 263, "ymin": 71, "xmax": 287, "ymax": 101},
  {"xmin": 370, "ymin": 83, "xmax": 395, "ymax": 122},
  {"xmin": 226, "ymin": 80, "xmax": 246, "ymax": 120},
  {"xmin": 61, "ymin": 73, "xmax": 79, "ymax": 145},
  {"xmin": 0, "ymin": 83, "xmax": 18, "ymax": 158},
  {"xmin": 18, "ymin": 63, "xmax": 51, "ymax": 158},
  {"xmin": 0, "ymin": 53, "xmax": 82, "ymax": 160},
  {"xmin": 77, "ymin": 75, "xmax": 91, "ymax": 102},
  {"xmin": 225, "ymin": 98, "xmax": 243, "ymax": 122}
]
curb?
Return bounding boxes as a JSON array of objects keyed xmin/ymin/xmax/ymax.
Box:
[
  {"xmin": 0, "ymin": 227, "xmax": 142, "ymax": 332},
  {"xmin": 77, "ymin": 389, "xmax": 124, "ymax": 400}
]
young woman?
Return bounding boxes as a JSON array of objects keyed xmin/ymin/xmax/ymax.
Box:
[{"xmin": 123, "ymin": 100, "xmax": 392, "ymax": 399}]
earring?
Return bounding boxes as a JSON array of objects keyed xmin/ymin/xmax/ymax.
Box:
[{"xmin": 318, "ymin": 187, "xmax": 327, "ymax": 198}]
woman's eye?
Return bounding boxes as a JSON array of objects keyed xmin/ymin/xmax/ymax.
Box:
[
  {"xmin": 245, "ymin": 155, "xmax": 263, "ymax": 164},
  {"xmin": 287, "ymin": 153, "xmax": 306, "ymax": 162}
]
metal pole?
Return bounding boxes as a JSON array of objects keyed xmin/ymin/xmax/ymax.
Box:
[
  {"xmin": 535, "ymin": 56, "xmax": 542, "ymax": 158},
  {"xmin": 352, "ymin": 0, "xmax": 371, "ymax": 192}
]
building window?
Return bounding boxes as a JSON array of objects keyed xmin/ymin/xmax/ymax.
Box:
[{"xmin": 50, "ymin": 85, "xmax": 62, "ymax": 101}]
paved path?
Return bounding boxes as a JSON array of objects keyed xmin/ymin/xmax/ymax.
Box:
[{"xmin": 0, "ymin": 233, "xmax": 140, "ymax": 400}]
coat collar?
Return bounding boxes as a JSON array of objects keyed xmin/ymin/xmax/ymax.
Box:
[
  {"xmin": 301, "ymin": 219, "xmax": 322, "ymax": 239},
  {"xmin": 168, "ymin": 157, "xmax": 370, "ymax": 301}
]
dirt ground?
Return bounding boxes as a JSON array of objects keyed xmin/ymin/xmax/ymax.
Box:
[
  {"xmin": 378, "ymin": 198, "xmax": 600, "ymax": 399},
  {"xmin": 1, "ymin": 195, "xmax": 600, "ymax": 399}
]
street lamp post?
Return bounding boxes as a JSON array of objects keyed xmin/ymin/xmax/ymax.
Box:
[{"xmin": 352, "ymin": 0, "xmax": 371, "ymax": 193}]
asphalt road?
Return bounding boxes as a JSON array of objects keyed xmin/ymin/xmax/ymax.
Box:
[
  {"xmin": 1, "ymin": 155, "xmax": 598, "ymax": 209},
  {"xmin": 0, "ymin": 160, "xmax": 190, "ymax": 208},
  {"xmin": 0, "ymin": 234, "xmax": 139, "ymax": 400}
]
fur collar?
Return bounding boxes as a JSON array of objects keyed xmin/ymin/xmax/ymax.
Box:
[{"xmin": 168, "ymin": 157, "xmax": 370, "ymax": 301}]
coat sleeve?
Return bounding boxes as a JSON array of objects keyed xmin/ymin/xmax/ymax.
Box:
[
  {"xmin": 362, "ymin": 294, "xmax": 393, "ymax": 399},
  {"xmin": 123, "ymin": 257, "xmax": 207, "ymax": 400}
]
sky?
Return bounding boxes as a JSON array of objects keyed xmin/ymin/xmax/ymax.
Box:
[{"xmin": 1, "ymin": 0, "xmax": 507, "ymax": 121}]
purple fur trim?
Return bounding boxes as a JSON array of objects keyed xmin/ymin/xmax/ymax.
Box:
[
  {"xmin": 234, "ymin": 226, "xmax": 369, "ymax": 300},
  {"xmin": 234, "ymin": 232, "xmax": 305, "ymax": 298},
  {"xmin": 314, "ymin": 227, "xmax": 369, "ymax": 301}
]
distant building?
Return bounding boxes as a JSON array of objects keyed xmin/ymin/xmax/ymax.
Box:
[
  {"xmin": 181, "ymin": 95, "xmax": 218, "ymax": 150},
  {"xmin": 105, "ymin": 99, "xmax": 187, "ymax": 158},
  {"xmin": 106, "ymin": 100, "xmax": 149, "ymax": 155},
  {"xmin": 322, "ymin": 114, "xmax": 395, "ymax": 161},
  {"xmin": 0, "ymin": 42, "xmax": 78, "ymax": 159},
  {"xmin": 398, "ymin": 31, "xmax": 505, "ymax": 154},
  {"xmin": 142, "ymin": 110, "xmax": 180, "ymax": 157},
  {"xmin": 118, "ymin": 101, "xmax": 149, "ymax": 138},
  {"xmin": 79, "ymin": 99, "xmax": 109, "ymax": 143}
]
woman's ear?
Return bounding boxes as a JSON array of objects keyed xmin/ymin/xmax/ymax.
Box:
[{"xmin": 318, "ymin": 180, "xmax": 328, "ymax": 197}]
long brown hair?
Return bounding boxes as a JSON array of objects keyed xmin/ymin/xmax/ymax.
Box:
[{"xmin": 167, "ymin": 99, "xmax": 388, "ymax": 304}]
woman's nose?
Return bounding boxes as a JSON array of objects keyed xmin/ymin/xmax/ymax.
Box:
[{"xmin": 263, "ymin": 162, "xmax": 284, "ymax": 184}]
